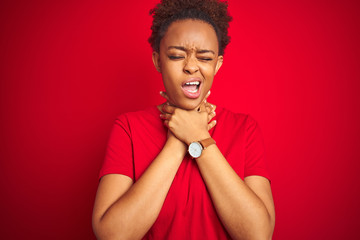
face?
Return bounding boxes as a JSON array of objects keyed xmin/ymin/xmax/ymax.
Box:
[{"xmin": 152, "ymin": 19, "xmax": 223, "ymax": 110}]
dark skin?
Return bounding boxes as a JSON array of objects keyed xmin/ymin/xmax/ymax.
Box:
[
  {"xmin": 92, "ymin": 19, "xmax": 275, "ymax": 240},
  {"xmin": 152, "ymin": 19, "xmax": 222, "ymax": 110},
  {"xmin": 153, "ymin": 17, "xmax": 222, "ymax": 145},
  {"xmin": 158, "ymin": 90, "xmax": 217, "ymax": 143}
]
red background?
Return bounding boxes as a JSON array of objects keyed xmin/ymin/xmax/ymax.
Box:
[{"xmin": 1, "ymin": 0, "xmax": 359, "ymax": 239}]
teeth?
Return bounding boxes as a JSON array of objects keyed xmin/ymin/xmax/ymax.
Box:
[
  {"xmin": 185, "ymin": 81, "xmax": 200, "ymax": 86},
  {"xmin": 187, "ymin": 89, "xmax": 198, "ymax": 93}
]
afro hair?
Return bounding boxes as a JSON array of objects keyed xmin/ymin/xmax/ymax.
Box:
[{"xmin": 148, "ymin": 0, "xmax": 232, "ymax": 55}]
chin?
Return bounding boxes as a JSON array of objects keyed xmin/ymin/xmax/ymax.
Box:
[{"xmin": 175, "ymin": 98, "xmax": 203, "ymax": 110}]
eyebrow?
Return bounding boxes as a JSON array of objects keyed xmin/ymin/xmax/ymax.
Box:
[{"xmin": 168, "ymin": 46, "xmax": 215, "ymax": 55}]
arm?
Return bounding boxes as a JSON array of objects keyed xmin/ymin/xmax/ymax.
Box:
[
  {"xmin": 161, "ymin": 103, "xmax": 275, "ymax": 240},
  {"xmin": 195, "ymin": 144, "xmax": 275, "ymax": 240},
  {"xmin": 92, "ymin": 134, "xmax": 187, "ymax": 240}
]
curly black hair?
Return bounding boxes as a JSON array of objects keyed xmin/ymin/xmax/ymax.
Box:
[{"xmin": 148, "ymin": 0, "xmax": 232, "ymax": 55}]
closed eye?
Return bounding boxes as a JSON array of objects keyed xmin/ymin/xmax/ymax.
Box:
[
  {"xmin": 198, "ymin": 57, "xmax": 213, "ymax": 61},
  {"xmin": 168, "ymin": 56, "xmax": 184, "ymax": 60}
]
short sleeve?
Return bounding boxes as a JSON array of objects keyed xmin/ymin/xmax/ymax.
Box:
[
  {"xmin": 244, "ymin": 115, "xmax": 271, "ymax": 181},
  {"xmin": 98, "ymin": 114, "xmax": 134, "ymax": 180}
]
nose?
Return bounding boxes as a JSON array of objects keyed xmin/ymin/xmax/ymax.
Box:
[{"xmin": 183, "ymin": 56, "xmax": 199, "ymax": 74}]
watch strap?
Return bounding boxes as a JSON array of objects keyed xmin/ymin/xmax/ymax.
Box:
[{"xmin": 199, "ymin": 137, "xmax": 216, "ymax": 150}]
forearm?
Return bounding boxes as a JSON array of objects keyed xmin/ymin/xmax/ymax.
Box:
[
  {"xmin": 196, "ymin": 145, "xmax": 273, "ymax": 240},
  {"xmin": 95, "ymin": 138, "xmax": 186, "ymax": 240}
]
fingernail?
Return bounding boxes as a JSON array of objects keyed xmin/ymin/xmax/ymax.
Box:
[
  {"xmin": 208, "ymin": 90, "xmax": 211, "ymax": 95},
  {"xmin": 160, "ymin": 91, "xmax": 163, "ymax": 95}
]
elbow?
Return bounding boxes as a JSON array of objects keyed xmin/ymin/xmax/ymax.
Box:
[
  {"xmin": 233, "ymin": 213, "xmax": 275, "ymax": 240},
  {"xmin": 92, "ymin": 217, "xmax": 128, "ymax": 240},
  {"xmin": 93, "ymin": 216, "xmax": 142, "ymax": 240},
  {"xmin": 257, "ymin": 213, "xmax": 275, "ymax": 240},
  {"xmin": 235, "ymin": 229, "xmax": 273, "ymax": 240},
  {"xmin": 259, "ymin": 230, "xmax": 274, "ymax": 240},
  {"xmin": 92, "ymin": 212, "xmax": 145, "ymax": 240},
  {"xmin": 92, "ymin": 218, "xmax": 109, "ymax": 240},
  {"xmin": 93, "ymin": 226, "xmax": 127, "ymax": 240},
  {"xmin": 254, "ymin": 211, "xmax": 275, "ymax": 240},
  {"xmin": 252, "ymin": 208, "xmax": 275, "ymax": 240}
]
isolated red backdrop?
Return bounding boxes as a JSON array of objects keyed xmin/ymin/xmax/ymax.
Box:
[{"xmin": 1, "ymin": 0, "xmax": 359, "ymax": 239}]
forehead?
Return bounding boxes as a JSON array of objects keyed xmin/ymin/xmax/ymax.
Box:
[{"xmin": 161, "ymin": 19, "xmax": 218, "ymax": 53}]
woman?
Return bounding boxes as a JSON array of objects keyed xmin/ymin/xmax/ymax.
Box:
[{"xmin": 92, "ymin": 0, "xmax": 275, "ymax": 239}]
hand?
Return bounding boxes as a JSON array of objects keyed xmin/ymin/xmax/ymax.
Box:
[
  {"xmin": 159, "ymin": 90, "xmax": 217, "ymax": 132},
  {"xmin": 159, "ymin": 91, "xmax": 217, "ymax": 145},
  {"xmin": 159, "ymin": 91, "xmax": 217, "ymax": 129}
]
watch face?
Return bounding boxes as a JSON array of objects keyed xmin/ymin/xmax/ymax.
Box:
[{"xmin": 188, "ymin": 142, "xmax": 202, "ymax": 158}]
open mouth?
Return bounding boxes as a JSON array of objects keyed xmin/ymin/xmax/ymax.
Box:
[
  {"xmin": 181, "ymin": 79, "xmax": 202, "ymax": 99},
  {"xmin": 182, "ymin": 81, "xmax": 200, "ymax": 93}
]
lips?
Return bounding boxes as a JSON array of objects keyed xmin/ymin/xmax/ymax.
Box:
[{"xmin": 181, "ymin": 78, "xmax": 203, "ymax": 99}]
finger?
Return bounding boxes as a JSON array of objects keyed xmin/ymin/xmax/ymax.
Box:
[
  {"xmin": 202, "ymin": 90, "xmax": 211, "ymax": 106},
  {"xmin": 198, "ymin": 101, "xmax": 207, "ymax": 112},
  {"xmin": 207, "ymin": 110, "xmax": 216, "ymax": 122},
  {"xmin": 207, "ymin": 102, "xmax": 216, "ymax": 113},
  {"xmin": 204, "ymin": 102, "xmax": 216, "ymax": 115},
  {"xmin": 159, "ymin": 91, "xmax": 170, "ymax": 102},
  {"xmin": 194, "ymin": 90, "xmax": 211, "ymax": 112},
  {"xmin": 159, "ymin": 113, "xmax": 172, "ymax": 120},
  {"xmin": 208, "ymin": 120, "xmax": 217, "ymax": 130},
  {"xmin": 198, "ymin": 97, "xmax": 210, "ymax": 112},
  {"xmin": 162, "ymin": 103, "xmax": 176, "ymax": 114},
  {"xmin": 204, "ymin": 90, "xmax": 211, "ymax": 101},
  {"xmin": 204, "ymin": 102, "xmax": 213, "ymax": 113},
  {"xmin": 163, "ymin": 119, "xmax": 169, "ymax": 128}
]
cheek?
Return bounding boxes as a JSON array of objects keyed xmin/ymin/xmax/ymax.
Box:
[
  {"xmin": 161, "ymin": 72, "xmax": 180, "ymax": 98},
  {"xmin": 200, "ymin": 64, "xmax": 216, "ymax": 80},
  {"xmin": 161, "ymin": 72, "xmax": 176, "ymax": 88},
  {"xmin": 161, "ymin": 64, "xmax": 182, "ymax": 85}
]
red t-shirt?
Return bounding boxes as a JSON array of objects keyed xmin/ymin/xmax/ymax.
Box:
[{"xmin": 99, "ymin": 105, "xmax": 270, "ymax": 239}]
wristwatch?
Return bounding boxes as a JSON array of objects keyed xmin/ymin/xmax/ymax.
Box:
[{"xmin": 188, "ymin": 137, "xmax": 216, "ymax": 159}]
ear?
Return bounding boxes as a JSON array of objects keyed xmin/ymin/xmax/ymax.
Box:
[
  {"xmin": 152, "ymin": 51, "xmax": 161, "ymax": 73},
  {"xmin": 214, "ymin": 55, "xmax": 223, "ymax": 75}
]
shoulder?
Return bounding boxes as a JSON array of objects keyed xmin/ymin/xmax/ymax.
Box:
[
  {"xmin": 215, "ymin": 105, "xmax": 259, "ymax": 129},
  {"xmin": 112, "ymin": 106, "xmax": 162, "ymax": 134},
  {"xmin": 115, "ymin": 105, "xmax": 159, "ymax": 123}
]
